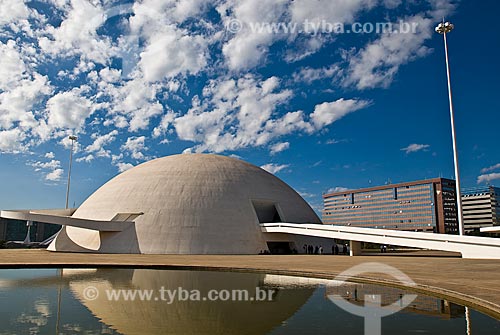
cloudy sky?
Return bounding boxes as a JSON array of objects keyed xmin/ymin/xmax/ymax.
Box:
[{"xmin": 0, "ymin": 0, "xmax": 498, "ymax": 212}]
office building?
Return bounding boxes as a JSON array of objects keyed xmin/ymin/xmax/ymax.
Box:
[
  {"xmin": 0, "ymin": 218, "xmax": 60, "ymax": 243},
  {"xmin": 322, "ymin": 178, "xmax": 458, "ymax": 234},
  {"xmin": 462, "ymin": 186, "xmax": 500, "ymax": 233}
]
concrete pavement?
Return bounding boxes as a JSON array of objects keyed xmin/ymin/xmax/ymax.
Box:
[{"xmin": 0, "ymin": 249, "xmax": 499, "ymax": 319}]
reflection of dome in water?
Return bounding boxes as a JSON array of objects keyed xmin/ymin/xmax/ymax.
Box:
[
  {"xmin": 50, "ymin": 154, "xmax": 320, "ymax": 254},
  {"xmin": 70, "ymin": 269, "xmax": 313, "ymax": 335}
]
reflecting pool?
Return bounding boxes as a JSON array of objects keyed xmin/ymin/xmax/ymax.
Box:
[{"xmin": 0, "ymin": 268, "xmax": 498, "ymax": 334}]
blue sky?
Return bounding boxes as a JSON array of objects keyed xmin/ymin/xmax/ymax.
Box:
[{"xmin": 0, "ymin": 0, "xmax": 498, "ymax": 213}]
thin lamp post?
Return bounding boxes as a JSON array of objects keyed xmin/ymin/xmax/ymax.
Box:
[
  {"xmin": 435, "ymin": 21, "xmax": 464, "ymax": 236},
  {"xmin": 65, "ymin": 135, "xmax": 77, "ymax": 209}
]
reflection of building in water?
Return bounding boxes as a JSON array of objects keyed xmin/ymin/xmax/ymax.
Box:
[
  {"xmin": 67, "ymin": 269, "xmax": 314, "ymax": 335},
  {"xmin": 326, "ymin": 283, "xmax": 465, "ymax": 319},
  {"xmin": 1, "ymin": 269, "xmax": 314, "ymax": 335}
]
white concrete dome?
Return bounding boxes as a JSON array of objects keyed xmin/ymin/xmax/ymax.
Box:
[{"xmin": 50, "ymin": 154, "xmax": 320, "ymax": 254}]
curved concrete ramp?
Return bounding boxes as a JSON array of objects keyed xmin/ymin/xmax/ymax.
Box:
[{"xmin": 261, "ymin": 223, "xmax": 500, "ymax": 259}]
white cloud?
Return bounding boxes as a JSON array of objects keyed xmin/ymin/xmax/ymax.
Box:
[
  {"xmin": 342, "ymin": 12, "xmax": 443, "ymax": 89},
  {"xmin": 217, "ymin": 0, "xmax": 413, "ymax": 72},
  {"xmin": 76, "ymin": 154, "xmax": 94, "ymax": 163},
  {"xmin": 152, "ymin": 111, "xmax": 176, "ymax": 138},
  {"xmin": 98, "ymin": 68, "xmax": 121, "ymax": 83},
  {"xmin": 260, "ymin": 163, "xmax": 290, "ymax": 174},
  {"xmin": 30, "ymin": 159, "xmax": 61, "ymax": 171},
  {"xmin": 45, "ymin": 152, "xmax": 55, "ymax": 159},
  {"xmin": 124, "ymin": 0, "xmax": 212, "ymax": 83},
  {"xmin": 311, "ymin": 160, "xmax": 322, "ymax": 167},
  {"xmin": 326, "ymin": 139, "xmax": 342, "ymax": 145},
  {"xmin": 284, "ymin": 35, "xmax": 327, "ymax": 63},
  {"xmin": 116, "ymin": 162, "xmax": 134, "ymax": 172},
  {"xmin": 477, "ymin": 173, "xmax": 500, "ymax": 185},
  {"xmin": 29, "ymin": 157, "xmax": 64, "ymax": 182},
  {"xmin": 46, "ymin": 89, "xmax": 94, "ymax": 130},
  {"xmin": 0, "ymin": 0, "xmax": 30, "ymax": 27},
  {"xmin": 481, "ymin": 163, "xmax": 500, "ymax": 174},
  {"xmin": 292, "ymin": 65, "xmax": 340, "ymax": 84},
  {"xmin": 174, "ymin": 75, "xmax": 296, "ymax": 152},
  {"xmin": 0, "ymin": 74, "xmax": 52, "ymax": 129},
  {"xmin": 174, "ymin": 75, "xmax": 368, "ymax": 153},
  {"xmin": 0, "ymin": 40, "xmax": 27, "ymax": 90},
  {"xmin": 0, "ymin": 41, "xmax": 53, "ymax": 132},
  {"xmin": 139, "ymin": 26, "xmax": 208, "ymax": 82},
  {"xmin": 45, "ymin": 168, "xmax": 64, "ymax": 181},
  {"xmin": 218, "ymin": 0, "xmax": 289, "ymax": 71},
  {"xmin": 298, "ymin": 191, "xmax": 316, "ymax": 199},
  {"xmin": 84, "ymin": 130, "xmax": 118, "ymax": 158},
  {"xmin": 0, "ymin": 128, "xmax": 26, "ymax": 153},
  {"xmin": 327, "ymin": 186, "xmax": 350, "ymax": 193},
  {"xmin": 285, "ymin": 0, "xmax": 380, "ymax": 64},
  {"xmin": 38, "ymin": 0, "xmax": 113, "ymax": 64},
  {"xmin": 130, "ymin": 0, "xmax": 211, "ymax": 29},
  {"xmin": 310, "ymin": 98, "xmax": 370, "ymax": 129},
  {"xmin": 269, "ymin": 142, "xmax": 290, "ymax": 155},
  {"xmin": 103, "ymin": 77, "xmax": 163, "ymax": 132},
  {"xmin": 121, "ymin": 136, "xmax": 146, "ymax": 160},
  {"xmin": 401, "ymin": 143, "xmax": 430, "ymax": 154},
  {"xmin": 128, "ymin": 103, "xmax": 163, "ymax": 132},
  {"xmin": 290, "ymin": 0, "xmax": 376, "ymax": 25}
]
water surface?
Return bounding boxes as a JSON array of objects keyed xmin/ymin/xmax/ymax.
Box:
[{"xmin": 0, "ymin": 268, "xmax": 498, "ymax": 334}]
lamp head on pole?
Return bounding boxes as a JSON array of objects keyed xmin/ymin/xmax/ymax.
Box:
[
  {"xmin": 435, "ymin": 21, "xmax": 454, "ymax": 34},
  {"xmin": 69, "ymin": 135, "xmax": 78, "ymax": 141}
]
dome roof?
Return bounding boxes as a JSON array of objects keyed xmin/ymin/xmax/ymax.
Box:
[{"xmin": 52, "ymin": 154, "xmax": 320, "ymax": 254}]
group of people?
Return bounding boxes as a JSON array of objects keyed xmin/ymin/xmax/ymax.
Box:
[
  {"xmin": 304, "ymin": 244, "xmax": 323, "ymax": 254},
  {"xmin": 303, "ymin": 243, "xmax": 349, "ymax": 255},
  {"xmin": 331, "ymin": 243, "xmax": 349, "ymax": 255}
]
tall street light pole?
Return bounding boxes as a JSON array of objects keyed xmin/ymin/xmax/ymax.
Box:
[
  {"xmin": 65, "ymin": 135, "xmax": 77, "ymax": 209},
  {"xmin": 435, "ymin": 21, "xmax": 464, "ymax": 236}
]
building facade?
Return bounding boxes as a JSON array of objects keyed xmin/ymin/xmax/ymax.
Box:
[
  {"xmin": 462, "ymin": 186, "xmax": 500, "ymax": 233},
  {"xmin": 0, "ymin": 218, "xmax": 60, "ymax": 243},
  {"xmin": 322, "ymin": 178, "xmax": 459, "ymax": 234},
  {"xmin": 38, "ymin": 154, "xmax": 321, "ymax": 254}
]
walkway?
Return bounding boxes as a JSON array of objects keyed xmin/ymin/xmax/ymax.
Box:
[{"xmin": 261, "ymin": 223, "xmax": 500, "ymax": 259}]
